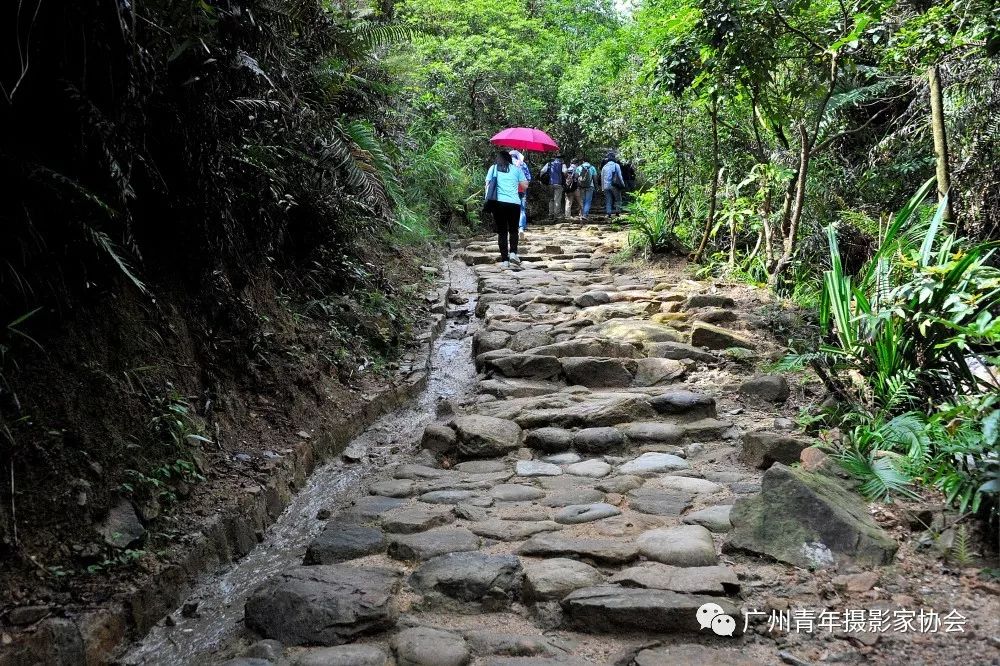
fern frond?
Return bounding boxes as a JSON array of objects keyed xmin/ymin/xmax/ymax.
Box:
[
  {"xmin": 84, "ymin": 226, "xmax": 149, "ymax": 296},
  {"xmin": 836, "ymin": 447, "xmax": 917, "ymax": 501}
]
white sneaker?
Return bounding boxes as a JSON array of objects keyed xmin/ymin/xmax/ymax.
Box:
[
  {"xmin": 509, "ymin": 253, "xmax": 521, "ymax": 264},
  {"xmin": 501, "ymin": 261, "xmax": 510, "ymax": 268}
]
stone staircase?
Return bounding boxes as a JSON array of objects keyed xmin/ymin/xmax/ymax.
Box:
[{"xmin": 225, "ymin": 223, "xmax": 897, "ymax": 666}]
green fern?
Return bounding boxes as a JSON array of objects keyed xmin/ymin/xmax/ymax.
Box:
[
  {"xmin": 950, "ymin": 524, "xmax": 973, "ymax": 566},
  {"xmin": 836, "ymin": 446, "xmax": 917, "ymax": 501}
]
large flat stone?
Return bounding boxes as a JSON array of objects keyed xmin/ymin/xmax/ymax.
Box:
[
  {"xmin": 419, "ymin": 490, "xmax": 480, "ymax": 504},
  {"xmin": 393, "ymin": 464, "xmax": 453, "ymax": 480},
  {"xmin": 689, "ymin": 323, "xmax": 753, "ymax": 350},
  {"xmin": 683, "ymin": 418, "xmax": 733, "ymax": 441},
  {"xmin": 637, "ymin": 525, "xmax": 718, "ymax": 566},
  {"xmin": 739, "ymin": 375, "xmax": 790, "ymax": 403},
  {"xmin": 453, "ymin": 416, "xmax": 523, "ymax": 458},
  {"xmin": 580, "ymin": 302, "xmax": 659, "ymax": 323},
  {"xmin": 245, "ymin": 565, "xmax": 399, "ymax": 646},
  {"xmin": 587, "ymin": 320, "xmax": 685, "ymax": 344},
  {"xmin": 479, "ymin": 378, "xmax": 562, "ymax": 399},
  {"xmin": 648, "ymin": 476, "xmax": 722, "ymax": 495},
  {"xmin": 304, "ymin": 524, "xmax": 386, "ymax": 564},
  {"xmin": 682, "ymin": 505, "xmax": 733, "ymax": 533},
  {"xmin": 473, "ymin": 330, "xmax": 512, "ymax": 355},
  {"xmin": 618, "ymin": 422, "xmax": 684, "ymax": 445},
  {"xmin": 627, "ymin": 488, "xmax": 693, "ymax": 516},
  {"xmin": 724, "ymin": 464, "xmax": 898, "ymax": 568},
  {"xmin": 517, "ymin": 533, "xmax": 638, "ymax": 564},
  {"xmin": 684, "ymin": 294, "xmax": 735, "ymax": 309},
  {"xmin": 410, "ymin": 552, "xmax": 523, "ymax": 606},
  {"xmin": 560, "ymin": 357, "xmax": 637, "ymax": 388},
  {"xmin": 510, "ymin": 330, "xmax": 555, "ymax": 353},
  {"xmin": 340, "ymin": 496, "xmax": 407, "ymax": 523},
  {"xmin": 454, "ymin": 460, "xmax": 509, "ymax": 474},
  {"xmin": 529, "ymin": 339, "xmax": 642, "ymax": 359},
  {"xmin": 515, "ymin": 395, "xmax": 657, "ymax": 429},
  {"xmin": 633, "ymin": 358, "xmax": 686, "ymax": 387},
  {"xmin": 609, "ymin": 563, "xmax": 739, "ymax": 595},
  {"xmin": 573, "ymin": 427, "xmax": 625, "ymax": 452},
  {"xmin": 371, "ymin": 479, "xmax": 419, "ymax": 498},
  {"xmin": 554, "ymin": 503, "xmax": 621, "ymax": 524},
  {"xmin": 646, "ymin": 391, "xmax": 716, "ymax": 419},
  {"xmin": 523, "ymin": 558, "xmax": 604, "ymax": 601},
  {"xmin": 560, "ymin": 586, "xmax": 739, "ymax": 633},
  {"xmin": 392, "ymin": 626, "xmax": 470, "ymax": 666},
  {"xmin": 388, "ymin": 527, "xmax": 481, "ymax": 561},
  {"xmin": 468, "ymin": 520, "xmax": 563, "ymax": 541},
  {"xmin": 487, "ymin": 354, "xmax": 563, "ymax": 379},
  {"xmin": 381, "ymin": 505, "xmax": 455, "ymax": 534},
  {"xmin": 739, "ymin": 431, "xmax": 813, "ymax": 469},
  {"xmin": 564, "ymin": 459, "xmax": 612, "ymax": 478},
  {"xmin": 524, "ymin": 427, "xmax": 575, "ymax": 452},
  {"xmin": 619, "ymin": 452, "xmax": 689, "ymax": 475},
  {"xmin": 646, "ymin": 342, "xmax": 717, "ymax": 363}
]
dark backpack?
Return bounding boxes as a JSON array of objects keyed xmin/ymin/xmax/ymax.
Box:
[
  {"xmin": 565, "ymin": 168, "xmax": 578, "ymax": 191},
  {"xmin": 578, "ymin": 165, "xmax": 594, "ymax": 188},
  {"xmin": 611, "ymin": 164, "xmax": 625, "ymax": 189}
]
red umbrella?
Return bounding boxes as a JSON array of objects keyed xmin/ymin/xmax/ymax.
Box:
[{"xmin": 490, "ymin": 127, "xmax": 559, "ymax": 153}]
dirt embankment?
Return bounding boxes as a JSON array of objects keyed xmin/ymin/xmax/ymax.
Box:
[{"xmin": 0, "ymin": 239, "xmax": 446, "ymax": 664}]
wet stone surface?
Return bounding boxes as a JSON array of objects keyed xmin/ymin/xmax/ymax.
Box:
[{"xmin": 124, "ymin": 224, "xmax": 904, "ymax": 666}]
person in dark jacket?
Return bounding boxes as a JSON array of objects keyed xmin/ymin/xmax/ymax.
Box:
[{"xmin": 540, "ymin": 156, "xmax": 565, "ymax": 218}]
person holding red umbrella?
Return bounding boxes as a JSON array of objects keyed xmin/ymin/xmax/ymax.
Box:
[
  {"xmin": 484, "ymin": 150, "xmax": 528, "ymax": 268},
  {"xmin": 486, "ymin": 127, "xmax": 559, "ymax": 260}
]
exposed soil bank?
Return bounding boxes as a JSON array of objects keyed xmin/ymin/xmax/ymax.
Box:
[{"xmin": 0, "ymin": 253, "xmax": 464, "ymax": 665}]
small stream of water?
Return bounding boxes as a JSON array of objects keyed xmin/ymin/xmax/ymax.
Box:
[{"xmin": 121, "ymin": 258, "xmax": 478, "ymax": 665}]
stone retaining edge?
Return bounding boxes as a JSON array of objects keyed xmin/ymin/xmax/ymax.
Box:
[{"xmin": 0, "ymin": 276, "xmax": 452, "ymax": 666}]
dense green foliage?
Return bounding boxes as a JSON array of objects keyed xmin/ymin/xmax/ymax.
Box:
[
  {"xmin": 2, "ymin": 0, "xmax": 998, "ymax": 559},
  {"xmin": 0, "ymin": 0, "xmax": 437, "ymax": 558},
  {"xmin": 389, "ymin": 0, "xmax": 999, "ymax": 519},
  {"xmin": 791, "ymin": 183, "xmax": 999, "ymax": 515}
]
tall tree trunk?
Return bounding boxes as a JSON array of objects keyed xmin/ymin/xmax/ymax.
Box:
[
  {"xmin": 770, "ymin": 124, "xmax": 810, "ymax": 285},
  {"xmin": 928, "ymin": 64, "xmax": 954, "ymax": 223},
  {"xmin": 729, "ymin": 213, "xmax": 737, "ymax": 267},
  {"xmin": 694, "ymin": 94, "xmax": 720, "ymax": 263},
  {"xmin": 761, "ymin": 183, "xmax": 774, "ymax": 265},
  {"xmin": 768, "ymin": 175, "xmax": 796, "ymax": 273},
  {"xmin": 747, "ymin": 228, "xmax": 763, "ymax": 265}
]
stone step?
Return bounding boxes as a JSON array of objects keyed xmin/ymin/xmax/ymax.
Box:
[{"xmin": 560, "ymin": 586, "xmax": 741, "ymax": 635}]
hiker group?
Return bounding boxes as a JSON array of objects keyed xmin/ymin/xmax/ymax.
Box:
[
  {"xmin": 540, "ymin": 152, "xmax": 631, "ymax": 220},
  {"xmin": 483, "ymin": 148, "xmax": 633, "ymax": 268}
]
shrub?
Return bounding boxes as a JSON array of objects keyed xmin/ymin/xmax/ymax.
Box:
[
  {"xmin": 795, "ymin": 179, "xmax": 1000, "ymax": 519},
  {"xmin": 625, "ymin": 190, "xmax": 687, "ymax": 255}
]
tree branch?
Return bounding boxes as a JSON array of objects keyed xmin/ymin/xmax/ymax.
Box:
[
  {"xmin": 768, "ymin": 1, "xmax": 825, "ymax": 53},
  {"xmin": 811, "ymin": 105, "xmax": 893, "ymax": 155}
]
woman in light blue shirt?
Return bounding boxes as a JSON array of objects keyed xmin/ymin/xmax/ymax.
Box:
[{"xmin": 485, "ymin": 151, "xmax": 528, "ymax": 267}]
